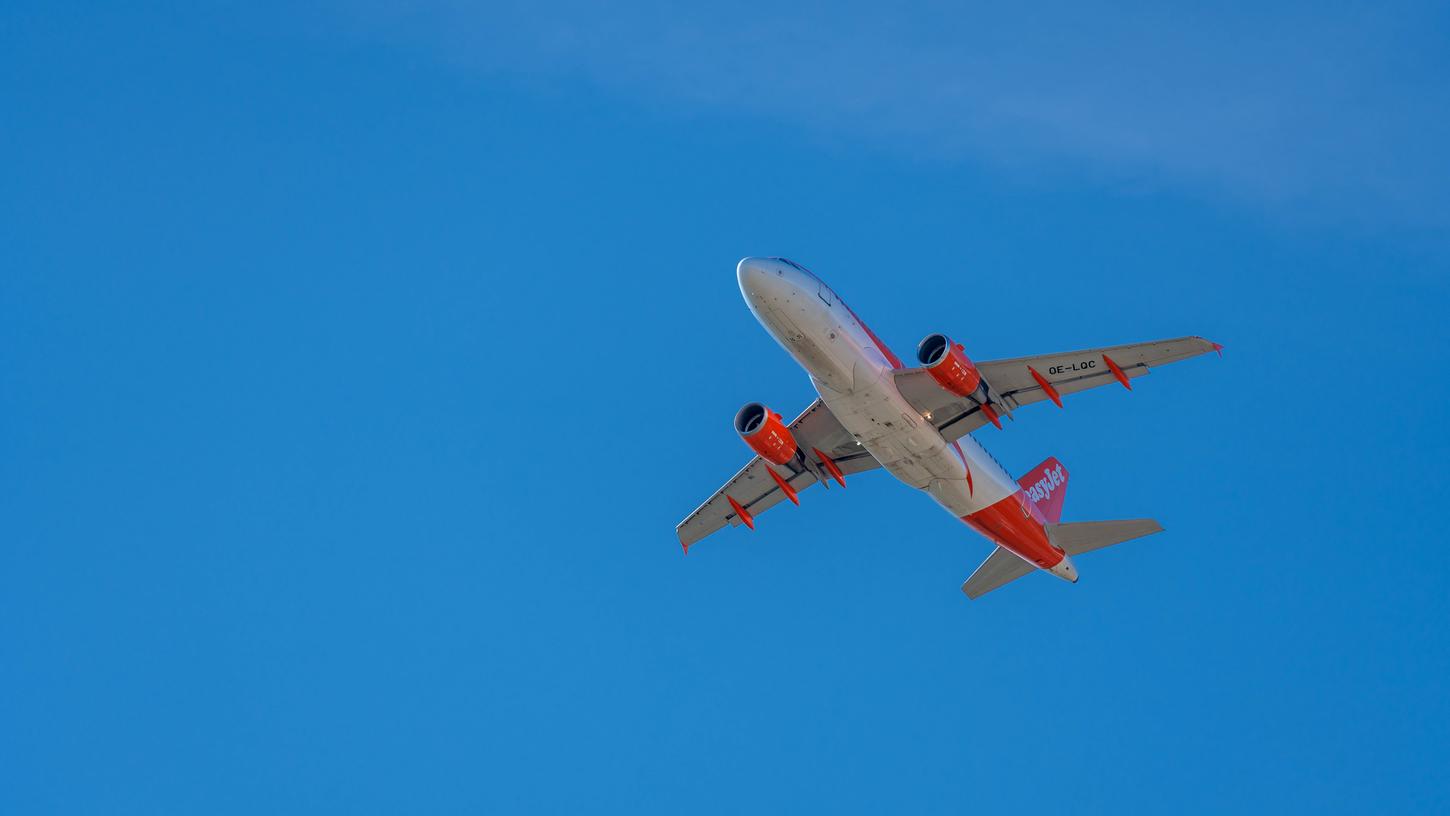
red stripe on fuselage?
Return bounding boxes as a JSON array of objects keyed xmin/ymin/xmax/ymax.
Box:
[
  {"xmin": 961, "ymin": 491, "xmax": 1064, "ymax": 568},
  {"xmin": 951, "ymin": 440, "xmax": 973, "ymax": 495},
  {"xmin": 842, "ymin": 302, "xmax": 903, "ymax": 369}
]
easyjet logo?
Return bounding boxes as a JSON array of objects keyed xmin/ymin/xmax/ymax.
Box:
[{"xmin": 1025, "ymin": 464, "xmax": 1065, "ymax": 505}]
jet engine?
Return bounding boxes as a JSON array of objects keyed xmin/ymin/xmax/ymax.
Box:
[
  {"xmin": 916, "ymin": 333, "xmax": 982, "ymax": 397},
  {"xmin": 734, "ymin": 402, "xmax": 798, "ymax": 465}
]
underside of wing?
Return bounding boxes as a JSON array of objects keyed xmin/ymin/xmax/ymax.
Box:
[
  {"xmin": 675, "ymin": 400, "xmax": 880, "ymax": 551},
  {"xmin": 1047, "ymin": 519, "xmax": 1164, "ymax": 555},
  {"xmin": 891, "ymin": 370, "xmax": 994, "ymax": 444},
  {"xmin": 978, "ymin": 336, "xmax": 1221, "ymax": 411},
  {"xmin": 894, "ymin": 335, "xmax": 1220, "ymax": 442}
]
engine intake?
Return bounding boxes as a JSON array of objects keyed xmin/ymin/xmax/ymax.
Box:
[
  {"xmin": 734, "ymin": 403, "xmax": 798, "ymax": 465},
  {"xmin": 917, "ymin": 333, "xmax": 983, "ymax": 397}
]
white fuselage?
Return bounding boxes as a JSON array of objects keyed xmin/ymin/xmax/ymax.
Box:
[{"xmin": 736, "ymin": 257, "xmax": 1020, "ymax": 521}]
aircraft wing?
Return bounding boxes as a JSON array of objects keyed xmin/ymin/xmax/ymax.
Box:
[
  {"xmin": 894, "ymin": 335, "xmax": 1221, "ymax": 443},
  {"xmin": 675, "ymin": 400, "xmax": 881, "ymax": 551}
]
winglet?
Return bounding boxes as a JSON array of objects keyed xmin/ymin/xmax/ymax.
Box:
[{"xmin": 1211, "ymin": 341, "xmax": 1224, "ymax": 357}]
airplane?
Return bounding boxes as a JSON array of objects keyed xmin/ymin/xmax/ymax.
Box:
[{"xmin": 675, "ymin": 257, "xmax": 1222, "ymax": 599}]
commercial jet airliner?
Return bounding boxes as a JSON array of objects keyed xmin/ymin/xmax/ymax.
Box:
[{"xmin": 676, "ymin": 257, "xmax": 1221, "ymax": 599}]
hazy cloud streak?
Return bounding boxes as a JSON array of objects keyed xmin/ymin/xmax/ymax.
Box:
[{"xmin": 340, "ymin": 1, "xmax": 1450, "ymax": 227}]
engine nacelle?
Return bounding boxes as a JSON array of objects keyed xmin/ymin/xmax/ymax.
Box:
[
  {"xmin": 734, "ymin": 402, "xmax": 798, "ymax": 465},
  {"xmin": 916, "ymin": 333, "xmax": 982, "ymax": 397}
]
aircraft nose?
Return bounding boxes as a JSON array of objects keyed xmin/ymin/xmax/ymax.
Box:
[
  {"xmin": 736, "ymin": 257, "xmax": 778, "ymax": 304},
  {"xmin": 737, "ymin": 257, "xmax": 770, "ymax": 288}
]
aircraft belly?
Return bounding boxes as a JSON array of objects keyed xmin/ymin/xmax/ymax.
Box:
[
  {"xmin": 819, "ymin": 364, "xmax": 964, "ymax": 490},
  {"xmin": 806, "ymin": 324, "xmax": 1020, "ymax": 515},
  {"xmin": 767, "ymin": 307, "xmax": 855, "ymax": 392}
]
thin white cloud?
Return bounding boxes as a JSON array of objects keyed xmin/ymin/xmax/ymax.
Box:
[{"xmin": 339, "ymin": 1, "xmax": 1450, "ymax": 227}]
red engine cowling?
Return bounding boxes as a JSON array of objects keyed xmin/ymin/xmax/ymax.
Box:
[
  {"xmin": 916, "ymin": 333, "xmax": 982, "ymax": 397},
  {"xmin": 734, "ymin": 403, "xmax": 798, "ymax": 465}
]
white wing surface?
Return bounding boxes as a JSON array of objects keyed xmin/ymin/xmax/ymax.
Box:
[
  {"xmin": 895, "ymin": 336, "xmax": 1221, "ymax": 443},
  {"xmin": 675, "ymin": 400, "xmax": 880, "ymax": 551}
]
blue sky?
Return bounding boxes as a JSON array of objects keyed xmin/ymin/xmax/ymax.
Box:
[{"xmin": 3, "ymin": 2, "xmax": 1449, "ymax": 813}]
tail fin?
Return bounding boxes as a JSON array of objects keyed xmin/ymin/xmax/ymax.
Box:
[
  {"xmin": 1017, "ymin": 457, "xmax": 1068, "ymax": 524},
  {"xmin": 1046, "ymin": 519, "xmax": 1163, "ymax": 555}
]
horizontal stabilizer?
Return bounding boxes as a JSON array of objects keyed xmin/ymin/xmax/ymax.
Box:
[
  {"xmin": 1046, "ymin": 519, "xmax": 1163, "ymax": 555},
  {"xmin": 961, "ymin": 546, "xmax": 1035, "ymax": 599}
]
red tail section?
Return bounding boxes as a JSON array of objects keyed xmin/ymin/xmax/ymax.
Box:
[{"xmin": 1017, "ymin": 457, "xmax": 1069, "ymax": 524}]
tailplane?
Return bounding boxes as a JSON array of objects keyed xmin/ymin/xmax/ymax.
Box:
[
  {"xmin": 960, "ymin": 457, "xmax": 1164, "ymax": 600},
  {"xmin": 1046, "ymin": 519, "xmax": 1163, "ymax": 555},
  {"xmin": 960, "ymin": 518, "xmax": 1164, "ymax": 599}
]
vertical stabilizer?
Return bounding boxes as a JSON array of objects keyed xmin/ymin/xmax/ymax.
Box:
[{"xmin": 1017, "ymin": 457, "xmax": 1068, "ymax": 524}]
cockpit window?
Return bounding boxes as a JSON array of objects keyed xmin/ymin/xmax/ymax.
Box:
[
  {"xmin": 774, "ymin": 257, "xmax": 814, "ymax": 277},
  {"xmin": 771, "ymin": 257, "xmax": 837, "ymax": 307}
]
